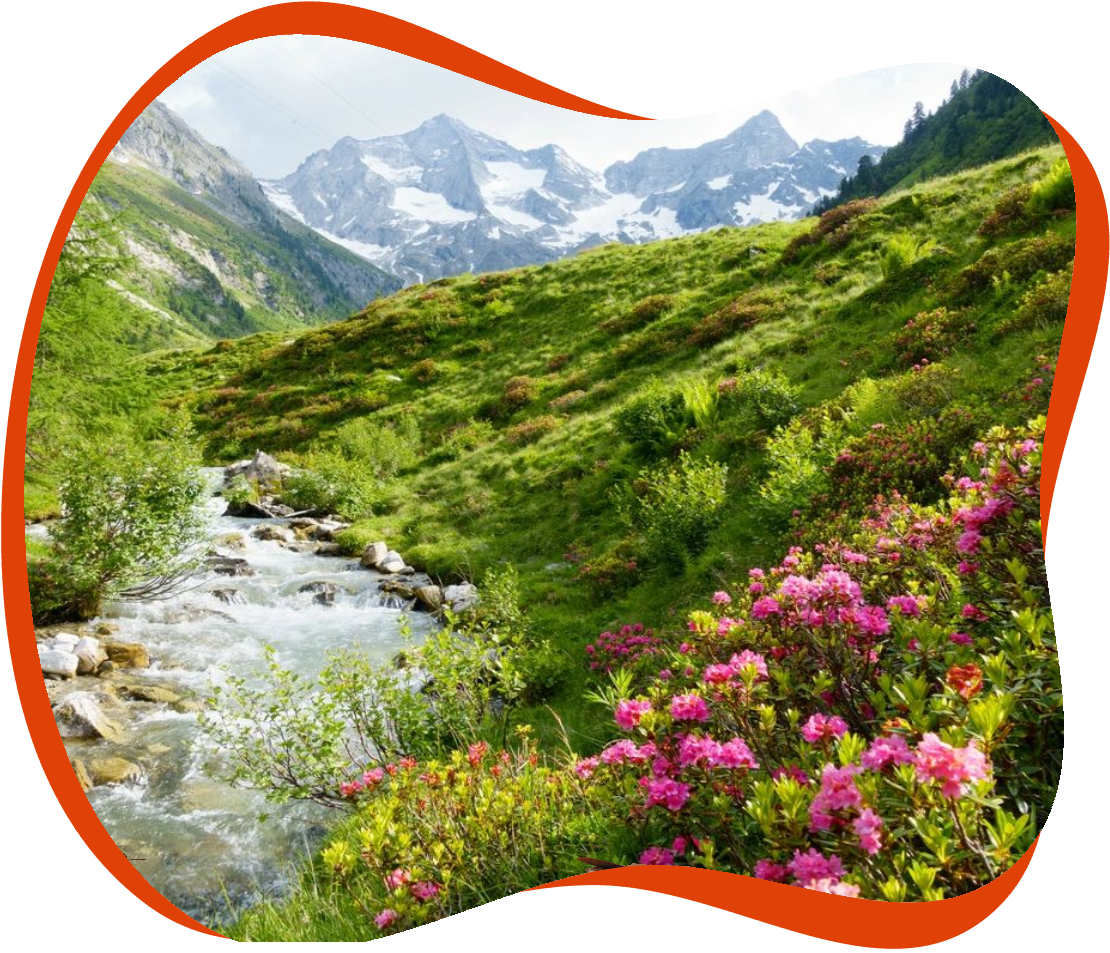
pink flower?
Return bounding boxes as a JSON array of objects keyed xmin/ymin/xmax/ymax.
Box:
[
  {"xmin": 751, "ymin": 596, "xmax": 782, "ymax": 619},
  {"xmin": 853, "ymin": 808, "xmax": 884, "ymax": 855},
  {"xmin": 711, "ymin": 738, "xmax": 759, "ymax": 770},
  {"xmin": 712, "ymin": 591, "xmax": 732, "ymax": 605},
  {"xmin": 670, "ymin": 694, "xmax": 710, "ymax": 722},
  {"xmin": 801, "ymin": 878, "xmax": 860, "ymax": 897},
  {"xmin": 887, "ymin": 594, "xmax": 925, "ymax": 618},
  {"xmin": 702, "ymin": 663, "xmax": 734, "ymax": 685},
  {"xmin": 949, "ymin": 631, "xmax": 973, "ymax": 646},
  {"xmin": 642, "ymin": 777, "xmax": 691, "ymax": 812},
  {"xmin": 340, "ymin": 781, "xmax": 362, "ymax": 798},
  {"xmin": 384, "ymin": 869, "xmax": 411, "ymax": 890},
  {"xmin": 914, "ymin": 733, "xmax": 989, "ymax": 798},
  {"xmin": 601, "ymin": 739, "xmax": 647, "ymax": 765},
  {"xmin": 754, "ymin": 860, "xmax": 789, "ymax": 882},
  {"xmin": 574, "ymin": 756, "xmax": 599, "ymax": 779},
  {"xmin": 962, "ymin": 604, "xmax": 988, "ymax": 622},
  {"xmin": 716, "ymin": 617, "xmax": 742, "ymax": 636},
  {"xmin": 409, "ymin": 881, "xmax": 441, "ymax": 903},
  {"xmin": 374, "ymin": 909, "xmax": 400, "ymax": 930},
  {"xmin": 861, "ymin": 735, "xmax": 914, "ymax": 771},
  {"xmin": 639, "ymin": 846, "xmax": 676, "ymax": 865},
  {"xmin": 801, "ymin": 713, "xmax": 848, "ymax": 743},
  {"xmin": 730, "ymin": 650, "xmax": 769, "ymax": 680},
  {"xmin": 615, "ymin": 699, "xmax": 652, "ymax": 731},
  {"xmin": 362, "ymin": 768, "xmax": 384, "ymax": 787},
  {"xmin": 809, "ymin": 764, "xmax": 862, "ymax": 829},
  {"xmin": 771, "ymin": 764, "xmax": 810, "ymax": 785},
  {"xmin": 788, "ymin": 848, "xmax": 844, "ymax": 885}
]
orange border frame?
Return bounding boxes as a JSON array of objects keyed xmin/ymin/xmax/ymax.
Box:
[{"xmin": 3, "ymin": 2, "xmax": 1106, "ymax": 943}]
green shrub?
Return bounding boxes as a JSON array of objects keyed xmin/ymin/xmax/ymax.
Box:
[
  {"xmin": 615, "ymin": 386, "xmax": 688, "ymax": 456},
  {"xmin": 514, "ymin": 640, "xmax": 573, "ymax": 704},
  {"xmin": 718, "ymin": 368, "xmax": 800, "ymax": 434},
  {"xmin": 432, "ymin": 419, "xmax": 496, "ymax": 461},
  {"xmin": 30, "ymin": 425, "xmax": 207, "ymax": 622},
  {"xmin": 632, "ymin": 452, "xmax": 728, "ymax": 565},
  {"xmin": 333, "ymin": 417, "xmax": 420, "ymax": 479},
  {"xmin": 1027, "ymin": 159, "xmax": 1074, "ymax": 216},
  {"xmin": 282, "ymin": 449, "xmax": 379, "ymax": 519},
  {"xmin": 409, "ymin": 359, "xmax": 438, "ymax": 383},
  {"xmin": 687, "ymin": 290, "xmax": 787, "ymax": 346},
  {"xmin": 978, "ymin": 185, "xmax": 1033, "ymax": 237},
  {"xmin": 999, "ymin": 266, "xmax": 1073, "ymax": 333},
  {"xmin": 958, "ymin": 234, "xmax": 1075, "ymax": 292}
]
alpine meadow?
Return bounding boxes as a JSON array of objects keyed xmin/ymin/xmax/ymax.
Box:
[{"xmin": 23, "ymin": 66, "xmax": 1069, "ymax": 937}]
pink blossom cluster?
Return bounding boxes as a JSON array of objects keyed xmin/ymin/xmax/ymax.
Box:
[
  {"xmin": 676, "ymin": 734, "xmax": 759, "ymax": 771},
  {"xmin": 801, "ymin": 713, "xmax": 848, "ymax": 743},
  {"xmin": 913, "ymin": 733, "xmax": 989, "ymax": 798},
  {"xmin": 339, "ymin": 767, "xmax": 386, "ymax": 799},
  {"xmin": 586, "ymin": 623, "xmax": 662, "ymax": 672},
  {"xmin": 615, "ymin": 699, "xmax": 652, "ymax": 730}
]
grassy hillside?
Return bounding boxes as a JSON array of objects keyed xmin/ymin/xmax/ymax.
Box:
[
  {"xmin": 136, "ymin": 143, "xmax": 1071, "ymax": 742},
  {"xmin": 90, "ymin": 161, "xmax": 399, "ymax": 339}
]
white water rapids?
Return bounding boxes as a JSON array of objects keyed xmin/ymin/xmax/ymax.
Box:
[{"xmin": 40, "ymin": 472, "xmax": 434, "ymax": 925}]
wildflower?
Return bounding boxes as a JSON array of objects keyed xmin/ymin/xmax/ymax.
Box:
[
  {"xmin": 409, "ymin": 881, "xmax": 441, "ymax": 903},
  {"xmin": 801, "ymin": 713, "xmax": 848, "ymax": 743},
  {"xmin": 730, "ymin": 649, "xmax": 769, "ymax": 681},
  {"xmin": 801, "ymin": 878, "xmax": 860, "ymax": 897},
  {"xmin": 670, "ymin": 694, "xmax": 711, "ymax": 722},
  {"xmin": 947, "ymin": 663, "xmax": 984, "ymax": 699},
  {"xmin": 914, "ymin": 733, "xmax": 989, "ymax": 798},
  {"xmin": 771, "ymin": 764, "xmax": 810, "ymax": 785},
  {"xmin": 788, "ymin": 848, "xmax": 845, "ymax": 885},
  {"xmin": 961, "ymin": 604, "xmax": 988, "ymax": 622},
  {"xmin": 949, "ymin": 631, "xmax": 974, "ymax": 646},
  {"xmin": 861, "ymin": 735, "xmax": 913, "ymax": 771},
  {"xmin": 717, "ymin": 617, "xmax": 743, "ymax": 636},
  {"xmin": 639, "ymin": 846, "xmax": 676, "ymax": 865},
  {"xmin": 574, "ymin": 757, "xmax": 599, "ymax": 779},
  {"xmin": 601, "ymin": 740, "xmax": 647, "ymax": 765},
  {"xmin": 374, "ymin": 909, "xmax": 400, "ymax": 930},
  {"xmin": 810, "ymin": 764, "xmax": 862, "ymax": 829},
  {"xmin": 467, "ymin": 741, "xmax": 489, "ymax": 766},
  {"xmin": 615, "ymin": 699, "xmax": 652, "ymax": 731},
  {"xmin": 712, "ymin": 738, "xmax": 759, "ymax": 770},
  {"xmin": 712, "ymin": 591, "xmax": 732, "ymax": 605},
  {"xmin": 384, "ymin": 869, "xmax": 411, "ymax": 890},
  {"xmin": 887, "ymin": 594, "xmax": 925, "ymax": 617},
  {"xmin": 642, "ymin": 777, "xmax": 691, "ymax": 812},
  {"xmin": 754, "ymin": 859, "xmax": 789, "ymax": 883},
  {"xmin": 957, "ymin": 560, "xmax": 979, "ymax": 575},
  {"xmin": 751, "ymin": 596, "xmax": 782, "ymax": 619},
  {"xmin": 339, "ymin": 781, "xmax": 362, "ymax": 798},
  {"xmin": 853, "ymin": 809, "xmax": 884, "ymax": 855},
  {"xmin": 362, "ymin": 768, "xmax": 384, "ymax": 787},
  {"xmin": 702, "ymin": 663, "xmax": 734, "ymax": 685}
]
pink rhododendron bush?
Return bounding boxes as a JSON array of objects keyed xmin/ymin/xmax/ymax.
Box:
[
  {"xmin": 307, "ymin": 418, "xmax": 1057, "ymax": 933},
  {"xmin": 579, "ymin": 417, "xmax": 1056, "ymax": 899}
]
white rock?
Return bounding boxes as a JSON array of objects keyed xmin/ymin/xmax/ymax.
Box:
[
  {"xmin": 379, "ymin": 551, "xmax": 407, "ymax": 574},
  {"xmin": 50, "ymin": 632, "xmax": 80, "ymax": 651},
  {"xmin": 40, "ymin": 649, "xmax": 80, "ymax": 680},
  {"xmin": 54, "ymin": 691, "xmax": 126, "ymax": 741},
  {"xmin": 361, "ymin": 541, "xmax": 389, "ymax": 569},
  {"xmin": 443, "ymin": 583, "xmax": 480, "ymax": 612},
  {"xmin": 73, "ymin": 637, "xmax": 107, "ymax": 675}
]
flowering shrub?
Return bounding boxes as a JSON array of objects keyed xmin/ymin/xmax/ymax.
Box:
[
  {"xmin": 505, "ymin": 415, "xmax": 560, "ymax": 445},
  {"xmin": 574, "ymin": 545, "xmax": 641, "ymax": 598},
  {"xmin": 581, "ymin": 418, "xmax": 1056, "ymax": 899},
  {"xmin": 686, "ymin": 290, "xmax": 787, "ymax": 346},
  {"xmin": 958, "ymin": 234, "xmax": 1075, "ymax": 294},
  {"xmin": 977, "ymin": 185, "xmax": 1033, "ymax": 237},
  {"xmin": 893, "ymin": 308, "xmax": 975, "ymax": 367},
  {"xmin": 320, "ymin": 732, "xmax": 607, "ymax": 936},
  {"xmin": 585, "ymin": 624, "xmax": 662, "ymax": 676},
  {"xmin": 998, "ymin": 266, "xmax": 1072, "ymax": 335}
]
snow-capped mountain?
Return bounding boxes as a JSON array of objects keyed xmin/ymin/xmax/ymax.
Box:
[{"xmin": 264, "ymin": 111, "xmax": 885, "ymax": 285}]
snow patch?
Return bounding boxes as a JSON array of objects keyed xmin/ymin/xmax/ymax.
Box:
[
  {"xmin": 707, "ymin": 175, "xmax": 732, "ymax": 191},
  {"xmin": 390, "ymin": 187, "xmax": 477, "ymax": 224}
]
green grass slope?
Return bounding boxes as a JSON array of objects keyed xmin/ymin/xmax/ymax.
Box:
[{"xmin": 90, "ymin": 161, "xmax": 399, "ymax": 339}]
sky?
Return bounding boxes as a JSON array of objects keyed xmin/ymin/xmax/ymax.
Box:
[{"xmin": 161, "ymin": 37, "xmax": 970, "ymax": 180}]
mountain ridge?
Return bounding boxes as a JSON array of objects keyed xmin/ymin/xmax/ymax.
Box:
[{"xmin": 263, "ymin": 110, "xmax": 885, "ymax": 284}]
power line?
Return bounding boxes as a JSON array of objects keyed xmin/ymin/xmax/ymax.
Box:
[
  {"xmin": 272, "ymin": 42, "xmax": 390, "ymax": 140},
  {"xmin": 208, "ymin": 61, "xmax": 341, "ymax": 145}
]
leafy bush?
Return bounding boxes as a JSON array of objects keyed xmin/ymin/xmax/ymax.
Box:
[
  {"xmin": 333, "ymin": 417, "xmax": 420, "ymax": 479},
  {"xmin": 999, "ymin": 266, "xmax": 1072, "ymax": 333},
  {"xmin": 515, "ymin": 640, "xmax": 573, "ymax": 704},
  {"xmin": 718, "ymin": 369, "xmax": 800, "ymax": 435},
  {"xmin": 580, "ymin": 420, "xmax": 1055, "ymax": 898},
  {"xmin": 30, "ymin": 425, "xmax": 207, "ymax": 621},
  {"xmin": 505, "ymin": 415, "xmax": 560, "ymax": 445},
  {"xmin": 313, "ymin": 735, "xmax": 605, "ymax": 935},
  {"xmin": 615, "ymin": 386, "xmax": 688, "ymax": 456},
  {"xmin": 409, "ymin": 359, "xmax": 438, "ymax": 383},
  {"xmin": 687, "ymin": 290, "xmax": 787, "ymax": 346},
  {"xmin": 600, "ymin": 294, "xmax": 675, "ymax": 334},
  {"xmin": 893, "ymin": 307, "xmax": 975, "ymax": 366},
  {"xmin": 492, "ymin": 376, "xmax": 540, "ymax": 418},
  {"xmin": 978, "ymin": 185, "xmax": 1032, "ymax": 237},
  {"xmin": 282, "ymin": 449, "xmax": 379, "ymax": 519},
  {"xmin": 1027, "ymin": 159, "xmax": 1074, "ymax": 216},
  {"xmin": 431, "ymin": 419, "xmax": 496, "ymax": 461},
  {"xmin": 631, "ymin": 453, "xmax": 728, "ymax": 565},
  {"xmin": 201, "ymin": 603, "xmax": 533, "ymax": 807},
  {"xmin": 958, "ymin": 234, "xmax": 1075, "ymax": 292}
]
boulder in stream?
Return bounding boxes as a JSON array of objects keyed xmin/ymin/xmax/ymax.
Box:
[
  {"xmin": 73, "ymin": 637, "xmax": 108, "ymax": 675},
  {"xmin": 224, "ymin": 450, "xmax": 290, "ymax": 487},
  {"xmin": 415, "ymin": 585, "xmax": 444, "ymax": 612},
  {"xmin": 297, "ymin": 581, "xmax": 344, "ymax": 606},
  {"xmin": 40, "ymin": 648, "xmax": 79, "ymax": 680},
  {"xmin": 103, "ymin": 641, "xmax": 150, "ymax": 669},
  {"xmin": 443, "ymin": 583, "xmax": 480, "ymax": 613},
  {"xmin": 54, "ymin": 691, "xmax": 128, "ymax": 742},
  {"xmin": 86, "ymin": 756, "xmax": 143, "ymax": 787},
  {"xmin": 252, "ymin": 524, "xmax": 294, "ymax": 544},
  {"xmin": 361, "ymin": 541, "xmax": 389, "ymax": 569}
]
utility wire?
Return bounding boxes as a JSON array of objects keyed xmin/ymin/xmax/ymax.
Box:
[{"xmin": 208, "ymin": 61, "xmax": 341, "ymax": 146}]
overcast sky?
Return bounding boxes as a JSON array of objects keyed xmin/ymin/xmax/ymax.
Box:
[{"xmin": 161, "ymin": 37, "xmax": 969, "ymax": 180}]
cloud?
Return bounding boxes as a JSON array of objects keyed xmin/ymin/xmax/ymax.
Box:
[{"xmin": 160, "ymin": 38, "xmax": 969, "ymax": 179}]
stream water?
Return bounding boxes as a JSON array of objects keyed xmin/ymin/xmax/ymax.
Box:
[{"xmin": 41, "ymin": 472, "xmax": 433, "ymax": 925}]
